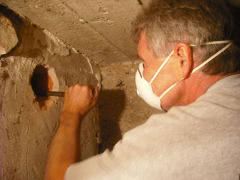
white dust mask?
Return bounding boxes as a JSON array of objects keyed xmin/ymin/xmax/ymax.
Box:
[{"xmin": 135, "ymin": 40, "xmax": 232, "ymax": 111}]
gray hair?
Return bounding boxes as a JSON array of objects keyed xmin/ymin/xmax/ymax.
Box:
[{"xmin": 132, "ymin": 0, "xmax": 240, "ymax": 75}]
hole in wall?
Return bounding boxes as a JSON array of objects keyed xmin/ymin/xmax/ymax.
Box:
[{"xmin": 30, "ymin": 64, "xmax": 59, "ymax": 110}]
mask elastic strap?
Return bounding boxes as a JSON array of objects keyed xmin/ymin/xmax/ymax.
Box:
[
  {"xmin": 159, "ymin": 41, "xmax": 232, "ymax": 100},
  {"xmin": 159, "ymin": 81, "xmax": 180, "ymax": 100},
  {"xmin": 190, "ymin": 40, "xmax": 231, "ymax": 47},
  {"xmin": 150, "ymin": 50, "xmax": 174, "ymax": 84},
  {"xmin": 149, "ymin": 41, "xmax": 231, "ymax": 84},
  {"xmin": 192, "ymin": 42, "xmax": 232, "ymax": 73}
]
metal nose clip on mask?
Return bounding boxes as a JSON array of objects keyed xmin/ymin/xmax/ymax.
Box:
[{"xmin": 135, "ymin": 40, "xmax": 232, "ymax": 111}]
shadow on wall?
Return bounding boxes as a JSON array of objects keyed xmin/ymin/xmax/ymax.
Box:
[{"xmin": 99, "ymin": 90, "xmax": 126, "ymax": 152}]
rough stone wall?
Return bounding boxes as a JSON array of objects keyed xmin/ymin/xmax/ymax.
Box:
[
  {"xmin": 0, "ymin": 0, "xmax": 158, "ymax": 154},
  {"xmin": 0, "ymin": 7, "xmax": 100, "ymax": 180}
]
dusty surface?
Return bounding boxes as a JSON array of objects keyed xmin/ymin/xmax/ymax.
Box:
[{"xmin": 0, "ymin": 8, "xmax": 100, "ymax": 180}]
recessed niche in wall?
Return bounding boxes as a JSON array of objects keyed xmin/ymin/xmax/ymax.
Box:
[{"xmin": 30, "ymin": 64, "xmax": 59, "ymax": 110}]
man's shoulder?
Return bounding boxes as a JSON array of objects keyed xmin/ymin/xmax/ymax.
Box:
[{"xmin": 123, "ymin": 74, "xmax": 240, "ymax": 149}]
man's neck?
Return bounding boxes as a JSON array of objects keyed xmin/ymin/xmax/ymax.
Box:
[
  {"xmin": 161, "ymin": 72, "xmax": 232, "ymax": 111},
  {"xmin": 179, "ymin": 72, "xmax": 225, "ymax": 106}
]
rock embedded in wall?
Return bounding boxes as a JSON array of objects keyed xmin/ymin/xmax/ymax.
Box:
[{"xmin": 0, "ymin": 13, "xmax": 18, "ymax": 56}]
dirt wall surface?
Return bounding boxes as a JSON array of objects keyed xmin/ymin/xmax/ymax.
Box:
[{"xmin": 0, "ymin": 7, "xmax": 100, "ymax": 180}]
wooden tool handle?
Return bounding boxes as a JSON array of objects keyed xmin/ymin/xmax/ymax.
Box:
[{"xmin": 47, "ymin": 91, "xmax": 65, "ymax": 97}]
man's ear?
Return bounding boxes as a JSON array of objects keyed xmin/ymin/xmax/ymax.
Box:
[{"xmin": 174, "ymin": 43, "xmax": 193, "ymax": 79}]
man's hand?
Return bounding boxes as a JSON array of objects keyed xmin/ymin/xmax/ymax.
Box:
[
  {"xmin": 62, "ymin": 84, "xmax": 100, "ymax": 117},
  {"xmin": 45, "ymin": 84, "xmax": 99, "ymax": 180}
]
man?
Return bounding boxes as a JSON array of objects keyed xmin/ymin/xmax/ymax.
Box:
[{"xmin": 45, "ymin": 0, "xmax": 240, "ymax": 179}]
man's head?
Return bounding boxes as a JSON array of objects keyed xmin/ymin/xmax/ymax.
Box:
[{"xmin": 133, "ymin": 0, "xmax": 240, "ymax": 111}]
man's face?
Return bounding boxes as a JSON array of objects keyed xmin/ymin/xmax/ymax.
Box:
[
  {"xmin": 137, "ymin": 32, "xmax": 185, "ymax": 110},
  {"xmin": 137, "ymin": 32, "xmax": 161, "ymax": 82}
]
